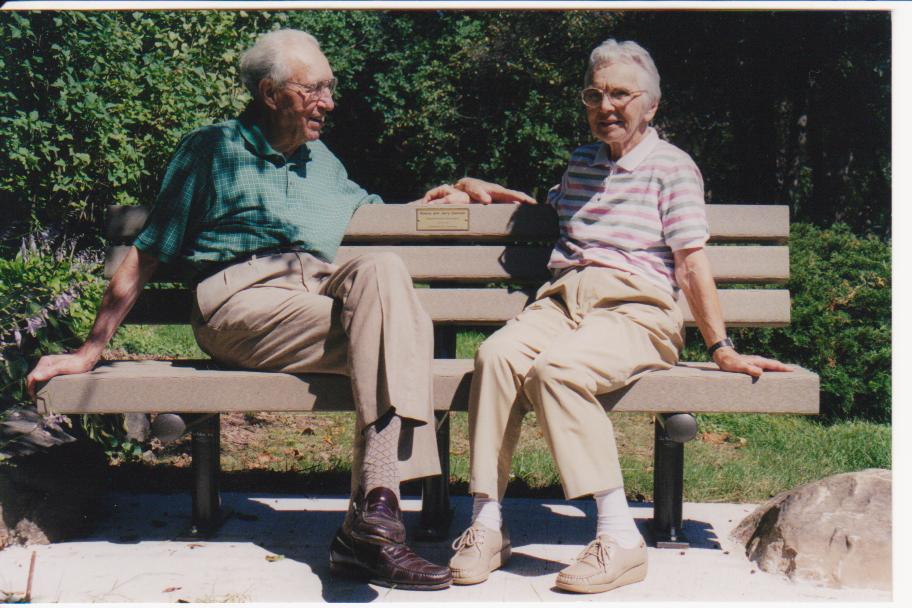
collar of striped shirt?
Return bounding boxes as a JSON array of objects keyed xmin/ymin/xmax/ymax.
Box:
[{"xmin": 590, "ymin": 127, "xmax": 660, "ymax": 172}]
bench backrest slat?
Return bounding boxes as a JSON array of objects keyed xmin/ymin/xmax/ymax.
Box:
[
  {"xmin": 105, "ymin": 243, "xmax": 789, "ymax": 284},
  {"xmin": 106, "ymin": 204, "xmax": 789, "ymax": 243},
  {"xmin": 125, "ymin": 287, "xmax": 790, "ymax": 327}
]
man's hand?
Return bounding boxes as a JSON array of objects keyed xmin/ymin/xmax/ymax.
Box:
[
  {"xmin": 423, "ymin": 177, "xmax": 536, "ymax": 205},
  {"xmin": 26, "ymin": 350, "xmax": 98, "ymax": 399},
  {"xmin": 712, "ymin": 347, "xmax": 793, "ymax": 378},
  {"xmin": 25, "ymin": 246, "xmax": 158, "ymax": 400}
]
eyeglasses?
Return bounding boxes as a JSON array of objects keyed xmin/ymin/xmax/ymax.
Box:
[
  {"xmin": 580, "ymin": 87, "xmax": 645, "ymax": 109},
  {"xmin": 286, "ymin": 77, "xmax": 338, "ymax": 99}
]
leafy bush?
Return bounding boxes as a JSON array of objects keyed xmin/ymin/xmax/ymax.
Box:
[
  {"xmin": 0, "ymin": 11, "xmax": 891, "ymax": 239},
  {"xmin": 684, "ymin": 223, "xmax": 891, "ymax": 422}
]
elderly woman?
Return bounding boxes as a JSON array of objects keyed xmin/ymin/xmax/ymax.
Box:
[{"xmin": 425, "ymin": 39, "xmax": 790, "ymax": 593}]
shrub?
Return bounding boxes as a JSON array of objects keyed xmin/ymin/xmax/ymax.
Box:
[{"xmin": 683, "ymin": 222, "xmax": 891, "ymax": 422}]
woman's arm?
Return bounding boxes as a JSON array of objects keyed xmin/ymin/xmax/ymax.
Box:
[{"xmin": 674, "ymin": 247, "xmax": 792, "ymax": 377}]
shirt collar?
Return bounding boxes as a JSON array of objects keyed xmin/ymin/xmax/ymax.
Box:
[
  {"xmin": 590, "ymin": 127, "xmax": 660, "ymax": 171},
  {"xmin": 238, "ymin": 105, "xmax": 311, "ymax": 164}
]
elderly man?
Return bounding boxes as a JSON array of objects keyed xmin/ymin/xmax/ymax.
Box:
[
  {"xmin": 26, "ymin": 29, "xmax": 469, "ymax": 590},
  {"xmin": 427, "ymin": 38, "xmax": 790, "ymax": 593}
]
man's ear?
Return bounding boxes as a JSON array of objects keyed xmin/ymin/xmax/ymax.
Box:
[{"xmin": 259, "ymin": 79, "xmax": 280, "ymax": 110}]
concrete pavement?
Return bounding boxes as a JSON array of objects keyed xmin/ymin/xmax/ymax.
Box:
[{"xmin": 0, "ymin": 492, "xmax": 890, "ymax": 602}]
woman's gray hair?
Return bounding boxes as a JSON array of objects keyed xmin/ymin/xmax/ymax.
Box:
[
  {"xmin": 585, "ymin": 39, "xmax": 661, "ymax": 105},
  {"xmin": 239, "ymin": 29, "xmax": 322, "ymax": 98}
]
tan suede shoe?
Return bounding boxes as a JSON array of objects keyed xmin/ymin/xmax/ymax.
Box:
[
  {"xmin": 449, "ymin": 522, "xmax": 512, "ymax": 585},
  {"xmin": 555, "ymin": 536, "xmax": 647, "ymax": 594}
]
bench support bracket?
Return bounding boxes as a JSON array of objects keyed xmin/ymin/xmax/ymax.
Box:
[{"xmin": 650, "ymin": 414, "xmax": 692, "ymax": 549}]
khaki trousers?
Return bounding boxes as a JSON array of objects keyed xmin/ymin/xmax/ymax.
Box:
[
  {"xmin": 191, "ymin": 251, "xmax": 440, "ymax": 487},
  {"xmin": 468, "ymin": 266, "xmax": 684, "ymax": 500}
]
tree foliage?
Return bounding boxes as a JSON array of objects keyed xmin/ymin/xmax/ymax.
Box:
[{"xmin": 0, "ymin": 10, "xmax": 890, "ymax": 238}]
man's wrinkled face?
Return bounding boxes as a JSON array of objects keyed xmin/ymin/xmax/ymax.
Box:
[{"xmin": 270, "ymin": 49, "xmax": 335, "ymax": 143}]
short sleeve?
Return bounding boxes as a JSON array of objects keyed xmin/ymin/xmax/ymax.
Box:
[
  {"xmin": 659, "ymin": 156, "xmax": 710, "ymax": 252},
  {"xmin": 328, "ymin": 151, "xmax": 384, "ymax": 209},
  {"xmin": 133, "ymin": 132, "xmax": 212, "ymax": 263},
  {"xmin": 545, "ymin": 169, "xmax": 569, "ymax": 209}
]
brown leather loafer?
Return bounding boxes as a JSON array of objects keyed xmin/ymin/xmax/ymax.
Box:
[
  {"xmin": 330, "ymin": 527, "xmax": 452, "ymax": 590},
  {"xmin": 347, "ymin": 487, "xmax": 407, "ymax": 545}
]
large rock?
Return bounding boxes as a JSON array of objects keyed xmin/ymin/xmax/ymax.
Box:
[
  {"xmin": 0, "ymin": 441, "xmax": 110, "ymax": 548},
  {"xmin": 732, "ymin": 468, "xmax": 891, "ymax": 590}
]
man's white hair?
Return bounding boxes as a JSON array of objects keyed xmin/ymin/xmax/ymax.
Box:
[
  {"xmin": 585, "ymin": 39, "xmax": 661, "ymax": 105},
  {"xmin": 239, "ymin": 29, "xmax": 322, "ymax": 98}
]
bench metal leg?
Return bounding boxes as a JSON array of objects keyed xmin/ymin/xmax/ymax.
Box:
[
  {"xmin": 415, "ymin": 411, "xmax": 454, "ymax": 540},
  {"xmin": 413, "ymin": 324, "xmax": 457, "ymax": 541},
  {"xmin": 650, "ymin": 414, "xmax": 696, "ymax": 549},
  {"xmin": 186, "ymin": 413, "xmax": 227, "ymax": 538}
]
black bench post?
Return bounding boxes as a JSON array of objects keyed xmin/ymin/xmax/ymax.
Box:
[
  {"xmin": 415, "ymin": 325, "xmax": 456, "ymax": 541},
  {"xmin": 189, "ymin": 413, "xmax": 222, "ymax": 537},
  {"xmin": 650, "ymin": 413, "xmax": 696, "ymax": 549}
]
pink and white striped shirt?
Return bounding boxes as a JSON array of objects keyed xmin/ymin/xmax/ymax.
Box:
[{"xmin": 546, "ymin": 128, "xmax": 709, "ymax": 296}]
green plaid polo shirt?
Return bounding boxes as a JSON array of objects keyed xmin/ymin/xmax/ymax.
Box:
[{"xmin": 134, "ymin": 107, "xmax": 383, "ymax": 277}]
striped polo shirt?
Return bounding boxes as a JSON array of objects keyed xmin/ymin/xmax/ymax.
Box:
[{"xmin": 545, "ymin": 128, "xmax": 709, "ymax": 296}]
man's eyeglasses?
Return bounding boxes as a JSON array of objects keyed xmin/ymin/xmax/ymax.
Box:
[
  {"xmin": 580, "ymin": 87, "xmax": 645, "ymax": 109},
  {"xmin": 286, "ymin": 77, "xmax": 338, "ymax": 99}
]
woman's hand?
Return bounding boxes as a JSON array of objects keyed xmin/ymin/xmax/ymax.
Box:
[
  {"xmin": 712, "ymin": 346, "xmax": 793, "ymax": 378},
  {"xmin": 423, "ymin": 177, "xmax": 536, "ymax": 205}
]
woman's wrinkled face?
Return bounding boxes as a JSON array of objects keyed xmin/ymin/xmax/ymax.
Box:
[{"xmin": 586, "ymin": 62, "xmax": 658, "ymax": 159}]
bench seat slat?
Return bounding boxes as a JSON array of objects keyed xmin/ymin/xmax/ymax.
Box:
[
  {"xmin": 107, "ymin": 204, "xmax": 790, "ymax": 243},
  {"xmin": 36, "ymin": 359, "xmax": 819, "ymax": 416},
  {"xmin": 123, "ymin": 287, "xmax": 791, "ymax": 326}
]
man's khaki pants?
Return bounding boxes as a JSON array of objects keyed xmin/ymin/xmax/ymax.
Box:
[
  {"xmin": 469, "ymin": 266, "xmax": 684, "ymax": 500},
  {"xmin": 191, "ymin": 251, "xmax": 441, "ymax": 488}
]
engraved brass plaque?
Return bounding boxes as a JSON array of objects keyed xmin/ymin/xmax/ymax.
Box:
[{"xmin": 416, "ymin": 207, "xmax": 470, "ymax": 231}]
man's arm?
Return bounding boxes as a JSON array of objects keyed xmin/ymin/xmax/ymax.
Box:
[
  {"xmin": 26, "ymin": 246, "xmax": 160, "ymax": 398},
  {"xmin": 421, "ymin": 177, "xmax": 536, "ymax": 205},
  {"xmin": 673, "ymin": 247, "xmax": 792, "ymax": 378}
]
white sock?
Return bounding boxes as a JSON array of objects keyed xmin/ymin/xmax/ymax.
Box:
[
  {"xmin": 471, "ymin": 495, "xmax": 502, "ymax": 531},
  {"xmin": 594, "ymin": 487, "xmax": 642, "ymax": 548}
]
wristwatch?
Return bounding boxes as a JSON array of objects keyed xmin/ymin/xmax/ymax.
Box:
[{"xmin": 708, "ymin": 337, "xmax": 734, "ymax": 356}]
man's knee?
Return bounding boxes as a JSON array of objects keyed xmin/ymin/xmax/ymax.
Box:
[{"xmin": 356, "ymin": 251, "xmax": 409, "ymax": 277}]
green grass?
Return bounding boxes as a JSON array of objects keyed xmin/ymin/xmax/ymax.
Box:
[
  {"xmin": 110, "ymin": 324, "xmax": 207, "ymax": 359},
  {"xmin": 115, "ymin": 325, "xmax": 892, "ymax": 503}
]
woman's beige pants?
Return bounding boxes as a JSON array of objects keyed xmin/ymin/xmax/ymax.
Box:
[{"xmin": 468, "ymin": 266, "xmax": 684, "ymax": 500}]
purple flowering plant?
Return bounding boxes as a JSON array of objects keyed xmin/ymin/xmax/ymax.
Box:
[{"xmin": 1, "ymin": 229, "xmax": 104, "ymax": 458}]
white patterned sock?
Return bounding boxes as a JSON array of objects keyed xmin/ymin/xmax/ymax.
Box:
[{"xmin": 362, "ymin": 412, "xmax": 402, "ymax": 501}]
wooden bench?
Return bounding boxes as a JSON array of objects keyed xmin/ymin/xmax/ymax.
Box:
[{"xmin": 36, "ymin": 202, "xmax": 819, "ymax": 547}]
